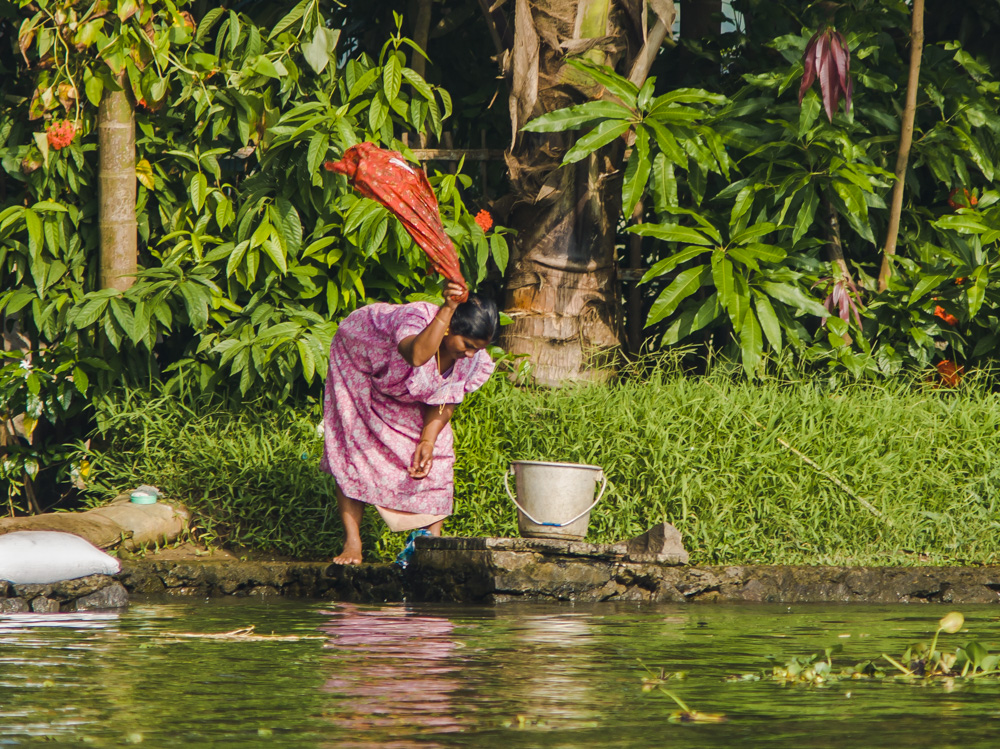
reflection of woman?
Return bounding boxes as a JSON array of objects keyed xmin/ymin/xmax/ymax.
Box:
[{"xmin": 320, "ymin": 282, "xmax": 497, "ymax": 564}]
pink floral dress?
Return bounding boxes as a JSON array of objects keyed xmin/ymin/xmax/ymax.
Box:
[{"xmin": 319, "ymin": 302, "xmax": 494, "ymax": 517}]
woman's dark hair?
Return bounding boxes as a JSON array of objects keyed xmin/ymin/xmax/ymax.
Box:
[{"xmin": 450, "ymin": 293, "xmax": 499, "ymax": 342}]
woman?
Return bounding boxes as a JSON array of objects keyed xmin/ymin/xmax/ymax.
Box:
[{"xmin": 320, "ymin": 282, "xmax": 497, "ymax": 564}]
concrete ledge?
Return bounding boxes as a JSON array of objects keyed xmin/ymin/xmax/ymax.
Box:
[{"xmin": 101, "ymin": 537, "xmax": 1000, "ymax": 605}]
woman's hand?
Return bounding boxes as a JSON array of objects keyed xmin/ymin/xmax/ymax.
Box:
[
  {"xmin": 443, "ymin": 281, "xmax": 467, "ymax": 309},
  {"xmin": 408, "ymin": 440, "xmax": 435, "ymax": 479}
]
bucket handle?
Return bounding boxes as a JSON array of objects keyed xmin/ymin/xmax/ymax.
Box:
[{"xmin": 503, "ymin": 468, "xmax": 608, "ymax": 528}]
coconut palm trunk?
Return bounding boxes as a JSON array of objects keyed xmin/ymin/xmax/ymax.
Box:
[
  {"xmin": 485, "ymin": 0, "xmax": 674, "ymax": 385},
  {"xmin": 97, "ymin": 76, "xmax": 137, "ymax": 292}
]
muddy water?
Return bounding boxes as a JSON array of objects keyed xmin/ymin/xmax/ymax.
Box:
[{"xmin": 2, "ymin": 600, "xmax": 999, "ymax": 747}]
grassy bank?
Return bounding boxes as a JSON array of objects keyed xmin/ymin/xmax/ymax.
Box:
[{"xmin": 85, "ymin": 364, "xmax": 1000, "ymax": 565}]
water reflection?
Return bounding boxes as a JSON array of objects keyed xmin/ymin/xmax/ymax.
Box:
[
  {"xmin": 503, "ymin": 612, "xmax": 599, "ymax": 727},
  {"xmin": 319, "ymin": 604, "xmax": 464, "ymax": 748}
]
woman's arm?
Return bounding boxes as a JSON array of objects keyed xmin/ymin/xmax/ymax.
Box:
[
  {"xmin": 408, "ymin": 403, "xmax": 456, "ymax": 479},
  {"xmin": 397, "ymin": 281, "xmax": 465, "ymax": 367}
]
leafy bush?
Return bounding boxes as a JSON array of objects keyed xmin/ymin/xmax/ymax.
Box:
[{"xmin": 86, "ymin": 358, "xmax": 1000, "ymax": 565}]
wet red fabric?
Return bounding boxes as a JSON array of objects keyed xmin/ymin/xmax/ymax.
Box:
[{"xmin": 325, "ymin": 143, "xmax": 468, "ymax": 301}]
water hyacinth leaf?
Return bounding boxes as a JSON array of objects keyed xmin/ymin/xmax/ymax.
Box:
[{"xmin": 646, "ymin": 265, "xmax": 707, "ymax": 326}]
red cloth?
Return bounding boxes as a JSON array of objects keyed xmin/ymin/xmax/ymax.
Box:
[{"xmin": 325, "ymin": 143, "xmax": 468, "ymax": 301}]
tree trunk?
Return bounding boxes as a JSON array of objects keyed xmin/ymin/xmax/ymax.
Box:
[
  {"xmin": 500, "ymin": 0, "xmax": 669, "ymax": 385},
  {"xmin": 98, "ymin": 76, "xmax": 137, "ymax": 292}
]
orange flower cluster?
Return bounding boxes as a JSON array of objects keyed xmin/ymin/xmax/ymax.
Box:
[
  {"xmin": 936, "ymin": 360, "xmax": 963, "ymax": 388},
  {"xmin": 474, "ymin": 209, "xmax": 493, "ymax": 232},
  {"xmin": 948, "ymin": 188, "xmax": 978, "ymax": 210},
  {"xmin": 934, "ymin": 305, "xmax": 958, "ymax": 326},
  {"xmin": 46, "ymin": 120, "xmax": 76, "ymax": 150}
]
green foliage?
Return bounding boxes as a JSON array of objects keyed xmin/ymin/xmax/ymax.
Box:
[
  {"xmin": 1, "ymin": 2, "xmax": 509, "ymax": 506},
  {"xmin": 525, "ymin": 1, "xmax": 1000, "ymax": 378},
  {"xmin": 85, "ymin": 359, "xmax": 1000, "ymax": 564}
]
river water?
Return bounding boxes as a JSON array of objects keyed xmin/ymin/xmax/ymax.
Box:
[{"xmin": 2, "ymin": 600, "xmax": 999, "ymax": 747}]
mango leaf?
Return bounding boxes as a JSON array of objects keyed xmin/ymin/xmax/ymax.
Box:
[
  {"xmin": 565, "ymin": 58, "xmax": 639, "ymax": 109},
  {"xmin": 729, "ymin": 185, "xmax": 756, "ymax": 229},
  {"xmin": 490, "ymin": 233, "xmax": 509, "ymax": 274},
  {"xmin": 969, "ymin": 265, "xmax": 989, "ymax": 317},
  {"xmin": 268, "ymin": 0, "xmax": 310, "ymax": 40},
  {"xmin": 646, "ymin": 265, "xmax": 707, "ymax": 326},
  {"xmin": 383, "ymin": 54, "xmax": 402, "ymax": 102},
  {"xmin": 629, "ymin": 223, "xmax": 714, "ymax": 246},
  {"xmin": 711, "ymin": 252, "xmax": 735, "ymax": 307},
  {"xmin": 622, "ymin": 126, "xmax": 651, "ymax": 218},
  {"xmin": 189, "ymin": 173, "xmax": 207, "ymax": 213},
  {"xmin": 740, "ymin": 307, "xmax": 764, "ymax": 375},
  {"xmin": 562, "ymin": 120, "xmax": 632, "ymax": 165},
  {"xmin": 661, "ymin": 293, "xmax": 720, "ymax": 345},
  {"xmin": 260, "ymin": 236, "xmax": 288, "ymax": 275},
  {"xmin": 731, "ymin": 222, "xmax": 779, "ymax": 245},
  {"xmin": 522, "ymin": 101, "xmax": 632, "ymax": 133},
  {"xmin": 272, "ymin": 198, "xmax": 303, "ymax": 255},
  {"xmin": 754, "ymin": 294, "xmax": 782, "ymax": 353},
  {"xmin": 640, "ymin": 246, "xmax": 709, "ymax": 283},
  {"xmin": 793, "ymin": 187, "xmax": 820, "ymax": 243},
  {"xmin": 907, "ymin": 274, "xmax": 949, "ymax": 306},
  {"xmin": 760, "ymin": 281, "xmax": 828, "ymax": 317}
]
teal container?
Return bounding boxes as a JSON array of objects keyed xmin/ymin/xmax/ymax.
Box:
[{"xmin": 130, "ymin": 490, "xmax": 157, "ymax": 505}]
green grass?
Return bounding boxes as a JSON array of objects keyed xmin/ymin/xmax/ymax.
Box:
[{"xmin": 85, "ymin": 362, "xmax": 1000, "ymax": 565}]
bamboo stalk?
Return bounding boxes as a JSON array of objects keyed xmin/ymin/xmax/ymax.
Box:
[
  {"xmin": 98, "ymin": 75, "xmax": 136, "ymax": 292},
  {"xmin": 878, "ymin": 0, "xmax": 925, "ymax": 292}
]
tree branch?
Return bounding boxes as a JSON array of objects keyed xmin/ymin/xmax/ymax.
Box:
[{"xmin": 878, "ymin": 0, "xmax": 924, "ymax": 292}]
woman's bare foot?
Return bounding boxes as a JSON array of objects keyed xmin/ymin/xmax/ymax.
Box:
[
  {"xmin": 332, "ymin": 539, "xmax": 362, "ymax": 565},
  {"xmin": 333, "ymin": 485, "xmax": 365, "ymax": 565}
]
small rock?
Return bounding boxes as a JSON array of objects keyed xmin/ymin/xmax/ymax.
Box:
[
  {"xmin": 31, "ymin": 596, "xmax": 61, "ymax": 613},
  {"xmin": 75, "ymin": 582, "xmax": 129, "ymax": 610},
  {"xmin": 624, "ymin": 522, "xmax": 689, "ymax": 564},
  {"xmin": 0, "ymin": 597, "xmax": 28, "ymax": 613}
]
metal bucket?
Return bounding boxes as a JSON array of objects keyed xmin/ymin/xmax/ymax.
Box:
[{"xmin": 504, "ymin": 460, "xmax": 607, "ymax": 541}]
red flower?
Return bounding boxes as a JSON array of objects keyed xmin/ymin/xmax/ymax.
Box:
[
  {"xmin": 46, "ymin": 120, "xmax": 76, "ymax": 150},
  {"xmin": 936, "ymin": 360, "xmax": 963, "ymax": 388},
  {"xmin": 799, "ymin": 27, "xmax": 852, "ymax": 121},
  {"xmin": 948, "ymin": 188, "xmax": 978, "ymax": 210},
  {"xmin": 955, "ymin": 277, "xmax": 966, "ymax": 285},
  {"xmin": 934, "ymin": 305, "xmax": 958, "ymax": 326},
  {"xmin": 474, "ymin": 209, "xmax": 493, "ymax": 232}
]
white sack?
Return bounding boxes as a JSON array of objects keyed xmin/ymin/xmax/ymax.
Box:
[{"xmin": 0, "ymin": 531, "xmax": 121, "ymax": 584}]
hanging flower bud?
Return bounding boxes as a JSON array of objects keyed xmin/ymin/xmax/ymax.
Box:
[{"xmin": 799, "ymin": 27, "xmax": 853, "ymax": 122}]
